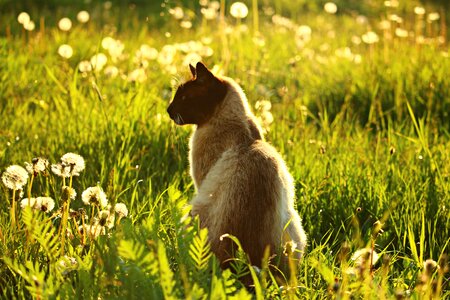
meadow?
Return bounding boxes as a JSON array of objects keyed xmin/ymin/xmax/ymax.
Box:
[{"xmin": 0, "ymin": 0, "xmax": 449, "ymax": 298}]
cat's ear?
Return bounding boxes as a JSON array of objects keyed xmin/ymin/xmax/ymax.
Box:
[
  {"xmin": 189, "ymin": 64, "xmax": 196, "ymax": 77},
  {"xmin": 195, "ymin": 62, "xmax": 214, "ymax": 83}
]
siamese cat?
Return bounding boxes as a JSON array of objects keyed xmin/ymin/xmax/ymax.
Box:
[{"xmin": 167, "ymin": 62, "xmax": 306, "ymax": 275}]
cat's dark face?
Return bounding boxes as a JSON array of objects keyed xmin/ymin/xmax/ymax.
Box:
[{"xmin": 167, "ymin": 62, "xmax": 227, "ymax": 126}]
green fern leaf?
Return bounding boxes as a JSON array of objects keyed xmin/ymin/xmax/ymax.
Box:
[
  {"xmin": 157, "ymin": 241, "xmax": 177, "ymax": 300},
  {"xmin": 189, "ymin": 228, "xmax": 212, "ymax": 271}
]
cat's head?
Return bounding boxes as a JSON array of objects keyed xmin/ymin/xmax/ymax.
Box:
[{"xmin": 167, "ymin": 62, "xmax": 227, "ymax": 126}]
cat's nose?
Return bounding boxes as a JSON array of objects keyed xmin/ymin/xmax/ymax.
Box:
[{"xmin": 167, "ymin": 106, "xmax": 174, "ymax": 119}]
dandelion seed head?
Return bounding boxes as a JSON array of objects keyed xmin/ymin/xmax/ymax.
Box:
[
  {"xmin": 104, "ymin": 66, "xmax": 119, "ymax": 78},
  {"xmin": 395, "ymin": 28, "xmax": 408, "ymax": 38},
  {"xmin": 38, "ymin": 197, "xmax": 55, "ymax": 212},
  {"xmin": 81, "ymin": 186, "xmax": 108, "ymax": 208},
  {"xmin": 138, "ymin": 44, "xmax": 158, "ymax": 60},
  {"xmin": 351, "ymin": 35, "xmax": 362, "ymax": 45},
  {"xmin": 324, "ymin": 2, "xmax": 337, "ymax": 14},
  {"xmin": 51, "ymin": 163, "xmax": 70, "ymax": 178},
  {"xmin": 388, "ymin": 14, "xmax": 403, "ymax": 24},
  {"xmin": 414, "ymin": 7, "xmax": 425, "ymax": 16},
  {"xmin": 77, "ymin": 11, "xmax": 90, "ymax": 23},
  {"xmin": 79, "ymin": 224, "xmax": 104, "ymax": 239},
  {"xmin": 201, "ymin": 7, "xmax": 218, "ymax": 20},
  {"xmin": 90, "ymin": 53, "xmax": 108, "ymax": 71},
  {"xmin": 180, "ymin": 20, "xmax": 192, "ymax": 29},
  {"xmin": 58, "ymin": 44, "xmax": 73, "ymax": 59},
  {"xmin": 209, "ymin": 1, "xmax": 220, "ymax": 10},
  {"xmin": 62, "ymin": 186, "xmax": 77, "ymax": 200},
  {"xmin": 25, "ymin": 157, "xmax": 49, "ymax": 175},
  {"xmin": 78, "ymin": 60, "xmax": 92, "ymax": 73},
  {"xmin": 20, "ymin": 197, "xmax": 39, "ymax": 210},
  {"xmin": 24, "ymin": 20, "xmax": 35, "ymax": 31},
  {"xmin": 230, "ymin": 2, "xmax": 248, "ymax": 19},
  {"xmin": 362, "ymin": 31, "xmax": 379, "ymax": 44},
  {"xmin": 127, "ymin": 68, "xmax": 147, "ymax": 83},
  {"xmin": 255, "ymin": 100, "xmax": 272, "ymax": 111},
  {"xmin": 351, "ymin": 248, "xmax": 379, "ymax": 267},
  {"xmin": 114, "ymin": 203, "xmax": 128, "ymax": 217},
  {"xmin": 2, "ymin": 165, "xmax": 29, "ymax": 190},
  {"xmin": 427, "ymin": 13, "xmax": 440, "ymax": 22},
  {"xmin": 379, "ymin": 20, "xmax": 391, "ymax": 30},
  {"xmin": 98, "ymin": 210, "xmax": 115, "ymax": 228},
  {"xmin": 423, "ymin": 259, "xmax": 438, "ymax": 275},
  {"xmin": 356, "ymin": 15, "xmax": 368, "ymax": 24},
  {"xmin": 18, "ymin": 12, "xmax": 31, "ymax": 25},
  {"xmin": 58, "ymin": 17, "xmax": 72, "ymax": 31},
  {"xmin": 169, "ymin": 7, "xmax": 184, "ymax": 20},
  {"xmin": 60, "ymin": 153, "xmax": 85, "ymax": 176}
]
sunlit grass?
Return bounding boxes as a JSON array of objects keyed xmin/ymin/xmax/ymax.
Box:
[{"xmin": 1, "ymin": 0, "xmax": 449, "ymax": 298}]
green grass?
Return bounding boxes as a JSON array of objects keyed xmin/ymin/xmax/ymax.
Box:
[{"xmin": 1, "ymin": 0, "xmax": 449, "ymax": 298}]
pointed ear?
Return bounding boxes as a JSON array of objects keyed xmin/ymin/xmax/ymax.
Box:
[
  {"xmin": 189, "ymin": 64, "xmax": 196, "ymax": 77},
  {"xmin": 195, "ymin": 62, "xmax": 214, "ymax": 83}
]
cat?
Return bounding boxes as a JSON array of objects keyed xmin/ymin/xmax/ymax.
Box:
[{"xmin": 167, "ymin": 62, "xmax": 307, "ymax": 276}]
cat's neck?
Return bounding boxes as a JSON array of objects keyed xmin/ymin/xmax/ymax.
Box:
[{"xmin": 190, "ymin": 79, "xmax": 255, "ymax": 189}]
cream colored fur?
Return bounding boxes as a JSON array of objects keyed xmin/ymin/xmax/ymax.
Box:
[{"xmin": 189, "ymin": 77, "xmax": 307, "ymax": 268}]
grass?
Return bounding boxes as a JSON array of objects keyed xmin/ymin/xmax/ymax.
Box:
[{"xmin": 1, "ymin": 0, "xmax": 449, "ymax": 298}]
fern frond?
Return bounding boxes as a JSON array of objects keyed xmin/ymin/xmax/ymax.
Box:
[
  {"xmin": 157, "ymin": 241, "xmax": 177, "ymax": 299},
  {"xmin": 189, "ymin": 228, "xmax": 212, "ymax": 271}
]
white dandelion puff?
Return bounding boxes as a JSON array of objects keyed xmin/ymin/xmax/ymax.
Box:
[
  {"xmin": 395, "ymin": 28, "xmax": 409, "ymax": 38},
  {"xmin": 169, "ymin": 6, "xmax": 184, "ymax": 20},
  {"xmin": 58, "ymin": 17, "xmax": 72, "ymax": 31},
  {"xmin": 17, "ymin": 12, "xmax": 30, "ymax": 24},
  {"xmin": 180, "ymin": 20, "xmax": 192, "ymax": 29},
  {"xmin": 81, "ymin": 186, "xmax": 108, "ymax": 208},
  {"xmin": 138, "ymin": 44, "xmax": 158, "ymax": 60},
  {"xmin": 362, "ymin": 31, "xmax": 379, "ymax": 44},
  {"xmin": 62, "ymin": 186, "xmax": 77, "ymax": 200},
  {"xmin": 414, "ymin": 7, "xmax": 425, "ymax": 16},
  {"xmin": 51, "ymin": 163, "xmax": 70, "ymax": 178},
  {"xmin": 201, "ymin": 7, "xmax": 218, "ymax": 20},
  {"xmin": 77, "ymin": 11, "xmax": 90, "ymax": 23},
  {"xmin": 427, "ymin": 13, "xmax": 440, "ymax": 22},
  {"xmin": 90, "ymin": 53, "xmax": 108, "ymax": 71},
  {"xmin": 24, "ymin": 20, "xmax": 35, "ymax": 31},
  {"xmin": 78, "ymin": 60, "xmax": 92, "ymax": 73},
  {"xmin": 2, "ymin": 165, "xmax": 29, "ymax": 190},
  {"xmin": 97, "ymin": 210, "xmax": 115, "ymax": 228},
  {"xmin": 25, "ymin": 157, "xmax": 49, "ymax": 175},
  {"xmin": 114, "ymin": 203, "xmax": 128, "ymax": 218},
  {"xmin": 38, "ymin": 197, "xmax": 55, "ymax": 212},
  {"xmin": 230, "ymin": 2, "xmax": 248, "ymax": 19},
  {"xmin": 20, "ymin": 198, "xmax": 39, "ymax": 210},
  {"xmin": 127, "ymin": 68, "xmax": 147, "ymax": 83},
  {"xmin": 60, "ymin": 153, "xmax": 85, "ymax": 176},
  {"xmin": 324, "ymin": 2, "xmax": 337, "ymax": 14},
  {"xmin": 104, "ymin": 66, "xmax": 119, "ymax": 78},
  {"xmin": 58, "ymin": 44, "xmax": 73, "ymax": 59},
  {"xmin": 351, "ymin": 248, "xmax": 379, "ymax": 267}
]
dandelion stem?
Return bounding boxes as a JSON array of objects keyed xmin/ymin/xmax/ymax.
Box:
[
  {"xmin": 28, "ymin": 173, "xmax": 35, "ymax": 202},
  {"xmin": 11, "ymin": 189, "xmax": 16, "ymax": 230}
]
